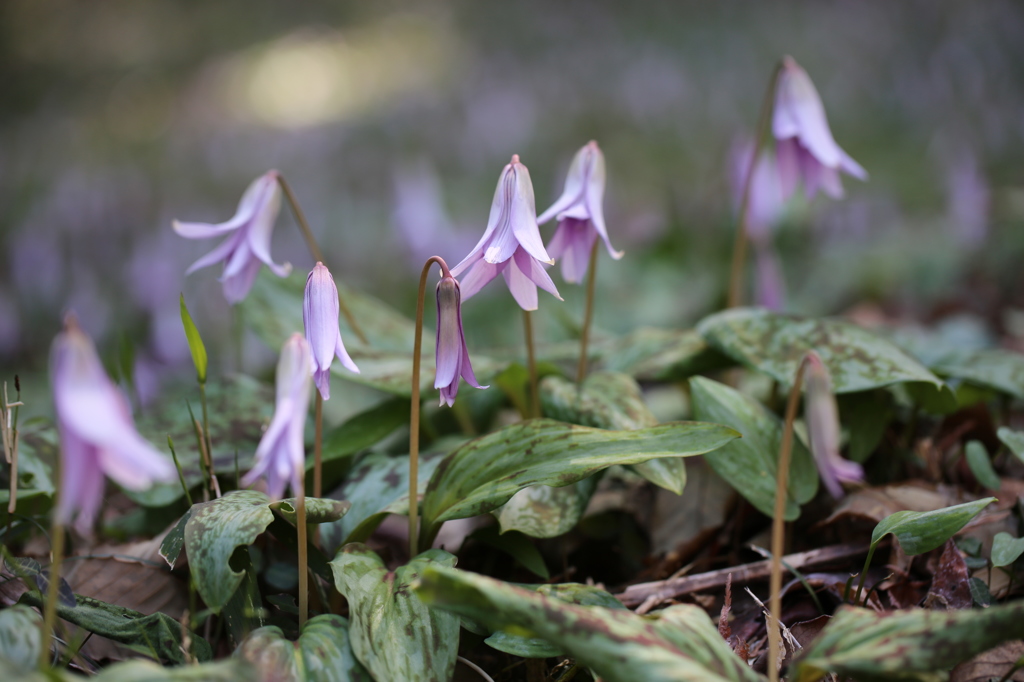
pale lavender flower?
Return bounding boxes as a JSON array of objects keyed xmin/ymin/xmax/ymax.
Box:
[
  {"xmin": 51, "ymin": 314, "xmax": 176, "ymax": 534},
  {"xmin": 303, "ymin": 262, "xmax": 359, "ymax": 400},
  {"xmin": 173, "ymin": 171, "xmax": 292, "ymax": 304},
  {"xmin": 538, "ymin": 141, "xmax": 623, "ymax": 284},
  {"xmin": 804, "ymin": 351, "xmax": 863, "ymax": 498},
  {"xmin": 731, "ymin": 140, "xmax": 788, "ymax": 309},
  {"xmin": 450, "ymin": 155, "xmax": 562, "ymax": 311},
  {"xmin": 753, "ymin": 242, "xmax": 786, "ymax": 311},
  {"xmin": 435, "ymin": 273, "xmax": 486, "ymax": 407},
  {"xmin": 773, "ymin": 56, "xmax": 867, "ymax": 200},
  {"xmin": 242, "ymin": 334, "xmax": 312, "ymax": 500}
]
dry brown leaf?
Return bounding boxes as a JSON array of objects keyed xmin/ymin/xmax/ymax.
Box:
[
  {"xmin": 924, "ymin": 540, "xmax": 971, "ymax": 610},
  {"xmin": 822, "ymin": 482, "xmax": 967, "ymax": 527},
  {"xmin": 950, "ymin": 640, "xmax": 1024, "ymax": 682}
]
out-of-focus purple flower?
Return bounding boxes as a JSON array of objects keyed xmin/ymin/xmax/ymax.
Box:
[
  {"xmin": 51, "ymin": 315, "xmax": 176, "ymax": 534},
  {"xmin": 753, "ymin": 242, "xmax": 786, "ymax": 311},
  {"xmin": 173, "ymin": 171, "xmax": 292, "ymax": 304},
  {"xmin": 537, "ymin": 141, "xmax": 623, "ymax": 284},
  {"xmin": 450, "ymin": 155, "xmax": 562, "ymax": 311},
  {"xmin": 434, "ymin": 273, "xmax": 486, "ymax": 407},
  {"xmin": 303, "ymin": 263, "xmax": 359, "ymax": 401},
  {"xmin": 804, "ymin": 351, "xmax": 863, "ymax": 498},
  {"xmin": 242, "ymin": 333, "xmax": 312, "ymax": 500},
  {"xmin": 773, "ymin": 56, "xmax": 867, "ymax": 200},
  {"xmin": 730, "ymin": 139, "xmax": 787, "ymax": 243},
  {"xmin": 946, "ymin": 152, "xmax": 990, "ymax": 247}
]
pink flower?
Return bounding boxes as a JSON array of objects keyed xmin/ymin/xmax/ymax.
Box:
[
  {"xmin": 173, "ymin": 171, "xmax": 292, "ymax": 304},
  {"xmin": 804, "ymin": 351, "xmax": 863, "ymax": 498},
  {"xmin": 773, "ymin": 57, "xmax": 867, "ymax": 200},
  {"xmin": 303, "ymin": 263, "xmax": 359, "ymax": 400},
  {"xmin": 51, "ymin": 315, "xmax": 176, "ymax": 534},
  {"xmin": 538, "ymin": 141, "xmax": 623, "ymax": 283},
  {"xmin": 434, "ymin": 273, "xmax": 486, "ymax": 407},
  {"xmin": 242, "ymin": 334, "xmax": 312, "ymax": 500},
  {"xmin": 450, "ymin": 155, "xmax": 562, "ymax": 311}
]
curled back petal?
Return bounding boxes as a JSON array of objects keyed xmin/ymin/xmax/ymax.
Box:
[
  {"xmin": 502, "ymin": 252, "xmax": 538, "ymax": 311},
  {"xmin": 184, "ymin": 230, "xmax": 245, "ymax": 276},
  {"xmin": 220, "ymin": 257, "xmax": 263, "ymax": 304},
  {"xmin": 457, "ymin": 258, "xmax": 501, "ymax": 302},
  {"xmin": 514, "ymin": 247, "xmax": 562, "ymax": 301}
]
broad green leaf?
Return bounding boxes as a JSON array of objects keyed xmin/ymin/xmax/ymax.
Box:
[
  {"xmin": 792, "ymin": 602, "xmax": 1024, "ymax": 682},
  {"xmin": 697, "ymin": 308, "xmax": 947, "ymax": 394},
  {"xmin": 414, "ymin": 565, "xmax": 763, "ymax": 682},
  {"xmin": 0, "ymin": 605, "xmax": 40, "ymax": 674},
  {"xmin": 185, "ymin": 491, "xmax": 349, "ymax": 612},
  {"xmin": 419, "ymin": 418, "xmax": 739, "ymax": 539},
  {"xmin": 838, "ymin": 390, "xmax": 894, "ymax": 463},
  {"xmin": 330, "ymin": 545, "xmax": 459, "ymax": 682},
  {"xmin": 159, "ymin": 509, "xmax": 191, "ymax": 569},
  {"xmin": 602, "ymin": 327, "xmax": 732, "ymax": 381},
  {"xmin": 469, "ymin": 525, "xmax": 549, "ymax": 579},
  {"xmin": 871, "ymin": 498, "xmax": 996, "ymax": 555},
  {"xmin": 484, "ymin": 582, "xmax": 625, "ymax": 658},
  {"xmin": 133, "ymin": 375, "xmax": 274, "ymax": 506},
  {"xmin": 964, "ymin": 441, "xmax": 1000, "ymax": 490},
  {"xmin": 235, "ymin": 614, "xmax": 371, "ymax": 682},
  {"xmin": 270, "ymin": 498, "xmax": 351, "ymax": 525},
  {"xmin": 93, "ymin": 659, "xmax": 254, "ymax": 681},
  {"xmin": 0, "ymin": 423, "xmax": 56, "ymax": 520},
  {"xmin": 220, "ymin": 546, "xmax": 265, "ymax": 646},
  {"xmin": 991, "ymin": 532, "xmax": 1024, "ymax": 567},
  {"xmin": 179, "ymin": 293, "xmax": 208, "ymax": 384},
  {"xmin": 320, "ymin": 449, "xmax": 448, "ymax": 552},
  {"xmin": 18, "ymin": 592, "xmax": 210, "ymax": 665},
  {"xmin": 319, "ymin": 397, "xmax": 410, "ymax": 470},
  {"xmin": 931, "ymin": 349, "xmax": 1024, "ymax": 400},
  {"xmin": 2, "ymin": 555, "xmax": 75, "ymax": 608},
  {"xmin": 495, "ymin": 476, "xmax": 599, "ymax": 538},
  {"xmin": 541, "ymin": 371, "xmax": 687, "ymax": 494},
  {"xmin": 998, "ymin": 427, "xmax": 1024, "ymax": 463},
  {"xmin": 690, "ymin": 377, "xmax": 818, "ymax": 520}
]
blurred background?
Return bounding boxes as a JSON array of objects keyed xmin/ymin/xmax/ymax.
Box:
[{"xmin": 2, "ymin": 0, "xmax": 1023, "ymax": 406}]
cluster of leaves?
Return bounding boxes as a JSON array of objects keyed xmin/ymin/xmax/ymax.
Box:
[{"xmin": 3, "ymin": 268, "xmax": 1024, "ymax": 682}]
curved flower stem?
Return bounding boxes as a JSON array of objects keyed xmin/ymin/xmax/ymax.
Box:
[
  {"xmin": 524, "ymin": 311, "xmax": 540, "ymax": 418},
  {"xmin": 39, "ymin": 448, "xmax": 64, "ymax": 668},
  {"xmin": 276, "ymin": 174, "xmax": 368, "ymax": 346},
  {"xmin": 767, "ymin": 357, "xmax": 808, "ymax": 682},
  {"xmin": 313, "ymin": 393, "xmax": 323, "ymax": 546},
  {"xmin": 576, "ymin": 241, "xmax": 600, "ymax": 386},
  {"xmin": 296, "ymin": 480, "xmax": 308, "ymax": 630},
  {"xmin": 409, "ymin": 256, "xmax": 451, "ymax": 559},
  {"xmin": 727, "ymin": 61, "xmax": 783, "ymax": 310}
]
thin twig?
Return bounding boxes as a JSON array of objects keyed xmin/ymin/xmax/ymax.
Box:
[{"xmin": 459, "ymin": 656, "xmax": 495, "ymax": 682}]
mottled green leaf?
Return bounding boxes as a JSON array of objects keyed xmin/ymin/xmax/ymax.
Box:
[
  {"xmin": 270, "ymin": 498, "xmax": 351, "ymax": 525},
  {"xmin": 964, "ymin": 441, "xmax": 1001, "ymax": 490},
  {"xmin": 495, "ymin": 476, "xmax": 599, "ymax": 538},
  {"xmin": 420, "ymin": 418, "xmax": 739, "ymax": 540},
  {"xmin": 180, "ymin": 294, "xmax": 208, "ymax": 384},
  {"xmin": 690, "ymin": 377, "xmax": 818, "ymax": 520},
  {"xmin": 792, "ymin": 603, "xmax": 1024, "ymax": 682},
  {"xmin": 319, "ymin": 397, "xmax": 410, "ymax": 469},
  {"xmin": 235, "ymin": 614, "xmax": 371, "ymax": 682},
  {"xmin": 159, "ymin": 509, "xmax": 191, "ymax": 569},
  {"xmin": 220, "ymin": 546, "xmax": 265, "ymax": 646},
  {"xmin": 470, "ymin": 525, "xmax": 549, "ymax": 579},
  {"xmin": 697, "ymin": 308, "xmax": 947, "ymax": 394},
  {"xmin": 991, "ymin": 532, "xmax": 1024, "ymax": 568},
  {"xmin": 132, "ymin": 375, "xmax": 274, "ymax": 506},
  {"xmin": 602, "ymin": 327, "xmax": 733, "ymax": 381},
  {"xmin": 871, "ymin": 498, "xmax": 996, "ymax": 555},
  {"xmin": 931, "ymin": 349, "xmax": 1024, "ymax": 400},
  {"xmin": 0, "ymin": 605, "xmax": 41, "ymax": 674},
  {"xmin": 18, "ymin": 591, "xmax": 210, "ymax": 665},
  {"xmin": 998, "ymin": 427, "xmax": 1024, "ymax": 463},
  {"xmin": 93, "ymin": 658, "xmax": 254, "ymax": 681},
  {"xmin": 330, "ymin": 545, "xmax": 459, "ymax": 682},
  {"xmin": 541, "ymin": 371, "xmax": 687, "ymax": 494},
  {"xmin": 838, "ymin": 390, "xmax": 894, "ymax": 463},
  {"xmin": 414, "ymin": 565, "xmax": 763, "ymax": 682},
  {"xmin": 320, "ymin": 449, "xmax": 448, "ymax": 553}
]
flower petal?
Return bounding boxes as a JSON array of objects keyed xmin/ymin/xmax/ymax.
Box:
[
  {"xmin": 508, "ymin": 162, "xmax": 553, "ymax": 265},
  {"xmin": 502, "ymin": 252, "xmax": 538, "ymax": 311},
  {"xmin": 753, "ymin": 241, "xmax": 786, "ymax": 311},
  {"xmin": 303, "ymin": 264, "xmax": 342, "ymax": 375},
  {"xmin": 775, "ymin": 137, "xmax": 801, "ymax": 201},
  {"xmin": 334, "ymin": 335, "xmax": 359, "ymax": 374},
  {"xmin": 98, "ymin": 431, "xmax": 177, "ymax": 491},
  {"xmin": 457, "ymin": 258, "xmax": 502, "ymax": 302},
  {"xmin": 536, "ymin": 145, "xmax": 589, "ymax": 225},
  {"xmin": 56, "ymin": 422, "xmax": 102, "ymax": 530},
  {"xmin": 172, "ymin": 172, "xmax": 276, "ymax": 238},
  {"xmin": 221, "ymin": 257, "xmax": 263, "ymax": 304},
  {"xmin": 183, "ymin": 230, "xmax": 245, "ymax": 276},
  {"xmin": 434, "ymin": 278, "xmax": 462, "ymax": 390},
  {"xmin": 514, "ymin": 247, "xmax": 562, "ymax": 301}
]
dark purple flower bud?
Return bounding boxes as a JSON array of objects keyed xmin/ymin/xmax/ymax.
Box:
[{"xmin": 434, "ymin": 275, "xmax": 486, "ymax": 407}]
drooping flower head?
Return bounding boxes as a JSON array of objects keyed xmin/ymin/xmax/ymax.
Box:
[
  {"xmin": 435, "ymin": 272, "xmax": 486, "ymax": 407},
  {"xmin": 51, "ymin": 314, "xmax": 176, "ymax": 534},
  {"xmin": 450, "ymin": 155, "xmax": 562, "ymax": 311},
  {"xmin": 772, "ymin": 56, "xmax": 867, "ymax": 200},
  {"xmin": 173, "ymin": 171, "xmax": 292, "ymax": 304},
  {"xmin": 538, "ymin": 141, "xmax": 623, "ymax": 284},
  {"xmin": 804, "ymin": 351, "xmax": 863, "ymax": 498},
  {"xmin": 242, "ymin": 333, "xmax": 312, "ymax": 500},
  {"xmin": 303, "ymin": 263, "xmax": 359, "ymax": 400}
]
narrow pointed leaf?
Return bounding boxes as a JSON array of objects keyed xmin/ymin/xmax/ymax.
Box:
[
  {"xmin": 180, "ymin": 294, "xmax": 208, "ymax": 384},
  {"xmin": 235, "ymin": 614, "xmax": 371, "ymax": 682},
  {"xmin": 330, "ymin": 545, "xmax": 459, "ymax": 682},
  {"xmin": 964, "ymin": 441, "xmax": 1001, "ymax": 490},
  {"xmin": 998, "ymin": 427, "xmax": 1024, "ymax": 463},
  {"xmin": 420, "ymin": 418, "xmax": 739, "ymax": 537},
  {"xmin": 871, "ymin": 498, "xmax": 996, "ymax": 555},
  {"xmin": 690, "ymin": 377, "xmax": 817, "ymax": 520},
  {"xmin": 158, "ymin": 509, "xmax": 191, "ymax": 569}
]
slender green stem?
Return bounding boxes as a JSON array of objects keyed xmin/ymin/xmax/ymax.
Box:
[
  {"xmin": 727, "ymin": 61, "xmax": 783, "ymax": 309},
  {"xmin": 768, "ymin": 358, "xmax": 808, "ymax": 682},
  {"xmin": 576, "ymin": 241, "xmax": 600, "ymax": 386},
  {"xmin": 198, "ymin": 382, "xmax": 214, "ymax": 487},
  {"xmin": 276, "ymin": 173, "xmax": 368, "ymax": 346},
  {"xmin": 409, "ymin": 256, "xmax": 451, "ymax": 558},
  {"xmin": 524, "ymin": 310, "xmax": 540, "ymax": 419},
  {"xmin": 167, "ymin": 436, "xmax": 194, "ymax": 507},
  {"xmin": 853, "ymin": 544, "xmax": 877, "ymax": 605},
  {"xmin": 296, "ymin": 479, "xmax": 308, "ymax": 630},
  {"xmin": 39, "ymin": 521, "xmax": 65, "ymax": 668},
  {"xmin": 313, "ymin": 394, "xmax": 323, "ymax": 500}
]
